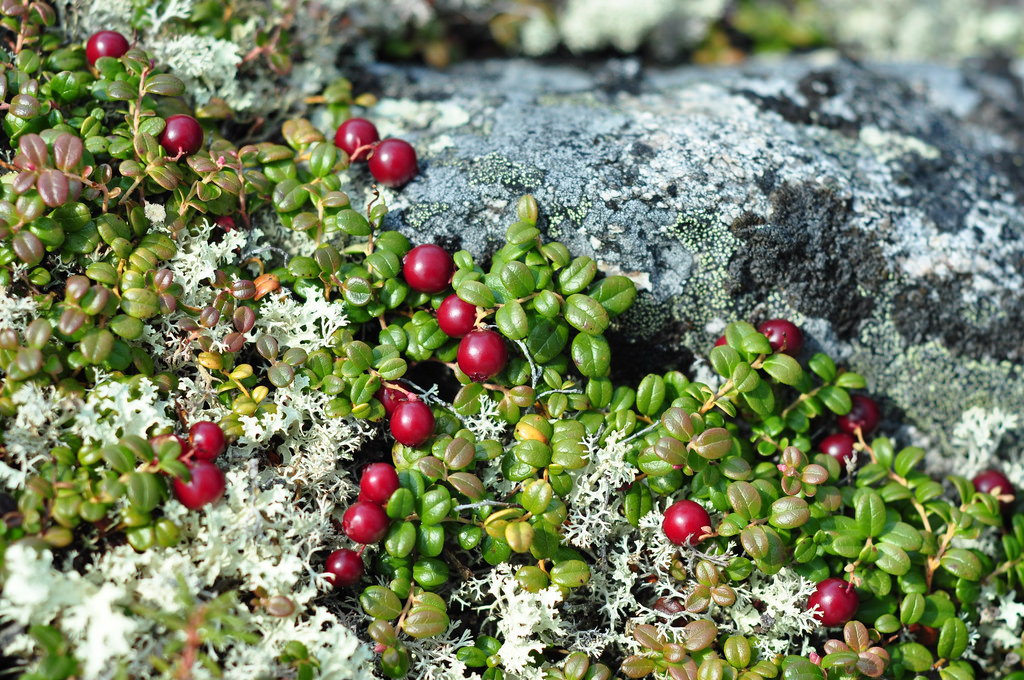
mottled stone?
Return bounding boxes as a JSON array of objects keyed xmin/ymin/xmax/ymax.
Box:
[{"xmin": 352, "ymin": 55, "xmax": 1024, "ymax": 450}]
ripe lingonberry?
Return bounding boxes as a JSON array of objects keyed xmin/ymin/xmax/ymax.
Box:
[
  {"xmin": 438, "ymin": 294, "xmax": 478, "ymax": 338},
  {"xmin": 86, "ymin": 31, "xmax": 129, "ymax": 65},
  {"xmin": 334, "ymin": 118, "xmax": 379, "ymax": 161},
  {"xmin": 376, "ymin": 387, "xmax": 408, "ymax": 417},
  {"xmin": 662, "ymin": 499, "xmax": 711, "ymax": 546},
  {"xmin": 368, "ymin": 138, "xmax": 418, "ymax": 188},
  {"xmin": 403, "ymin": 244, "xmax": 454, "ymax": 294},
  {"xmin": 758, "ymin": 318, "xmax": 803, "ymax": 356},
  {"xmin": 457, "ymin": 329, "xmax": 508, "ymax": 382},
  {"xmin": 359, "ymin": 463, "xmax": 400, "ymax": 505},
  {"xmin": 189, "ymin": 421, "xmax": 226, "ymax": 461},
  {"xmin": 819, "ymin": 433, "xmax": 856, "ymax": 467},
  {"xmin": 325, "ymin": 548, "xmax": 364, "ymax": 587},
  {"xmin": 714, "ymin": 335, "xmax": 727, "ymax": 347},
  {"xmin": 342, "ymin": 501, "xmax": 390, "ymax": 544},
  {"xmin": 807, "ymin": 577, "xmax": 859, "ymax": 626},
  {"xmin": 390, "ymin": 400, "xmax": 435, "ymax": 447},
  {"xmin": 837, "ymin": 395, "xmax": 881, "ymax": 436},
  {"xmin": 173, "ymin": 460, "xmax": 226, "ymax": 510},
  {"xmin": 159, "ymin": 114, "xmax": 203, "ymax": 157},
  {"xmin": 215, "ymin": 216, "xmax": 235, "ymax": 232},
  {"xmin": 973, "ymin": 469, "xmax": 1015, "ymax": 511}
]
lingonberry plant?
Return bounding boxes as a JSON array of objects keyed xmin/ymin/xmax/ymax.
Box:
[{"xmin": 0, "ymin": 3, "xmax": 1023, "ymax": 680}]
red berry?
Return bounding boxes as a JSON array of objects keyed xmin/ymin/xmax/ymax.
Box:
[
  {"xmin": 714, "ymin": 335, "xmax": 727, "ymax": 347},
  {"xmin": 325, "ymin": 548, "xmax": 364, "ymax": 587},
  {"xmin": 150, "ymin": 433, "xmax": 189, "ymax": 460},
  {"xmin": 402, "ymin": 244, "xmax": 454, "ymax": 294},
  {"xmin": 173, "ymin": 460, "xmax": 226, "ymax": 510},
  {"xmin": 973, "ymin": 469, "xmax": 1014, "ymax": 509},
  {"xmin": 837, "ymin": 395, "xmax": 881, "ymax": 436},
  {"xmin": 342, "ymin": 501, "xmax": 390, "ymax": 544},
  {"xmin": 189, "ymin": 421, "xmax": 226, "ymax": 461},
  {"xmin": 368, "ymin": 138, "xmax": 418, "ymax": 188},
  {"xmin": 215, "ymin": 216, "xmax": 235, "ymax": 231},
  {"xmin": 438, "ymin": 294, "xmax": 478, "ymax": 338},
  {"xmin": 360, "ymin": 463, "xmax": 400, "ymax": 505},
  {"xmin": 662, "ymin": 499, "xmax": 711, "ymax": 546},
  {"xmin": 159, "ymin": 114, "xmax": 203, "ymax": 157},
  {"xmin": 807, "ymin": 577, "xmax": 859, "ymax": 627},
  {"xmin": 390, "ymin": 400, "xmax": 435, "ymax": 447},
  {"xmin": 86, "ymin": 31, "xmax": 129, "ymax": 65},
  {"xmin": 457, "ymin": 329, "xmax": 508, "ymax": 382},
  {"xmin": 376, "ymin": 387, "xmax": 408, "ymax": 418},
  {"xmin": 758, "ymin": 318, "xmax": 803, "ymax": 356},
  {"xmin": 334, "ymin": 118, "xmax": 379, "ymax": 161},
  {"xmin": 819, "ymin": 433, "xmax": 856, "ymax": 467}
]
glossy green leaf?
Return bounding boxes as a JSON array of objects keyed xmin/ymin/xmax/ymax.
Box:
[
  {"xmin": 571, "ymin": 333, "xmax": 610, "ymax": 377},
  {"xmin": 769, "ymin": 496, "xmax": 809, "ymax": 529},
  {"xmin": 940, "ymin": 548, "xmax": 982, "ymax": 581},
  {"xmin": 564, "ymin": 294, "xmax": 609, "ymax": 336},
  {"xmin": 762, "ymin": 353, "xmax": 803, "ymax": 386},
  {"xmin": 587, "ymin": 275, "xmax": 636, "ymax": 316},
  {"xmin": 360, "ymin": 586, "xmax": 403, "ymax": 620},
  {"xmin": 549, "ymin": 560, "xmax": 591, "ymax": 588}
]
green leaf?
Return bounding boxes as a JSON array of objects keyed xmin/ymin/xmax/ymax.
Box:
[
  {"xmin": 457, "ymin": 280, "xmax": 495, "ymax": 308},
  {"xmin": 500, "ymin": 261, "xmax": 534, "ymax": 298},
  {"xmin": 769, "ymin": 497, "xmax": 809, "ymax": 529},
  {"xmin": 807, "ymin": 353, "xmax": 836, "ymax": 382},
  {"xmin": 495, "ymin": 300, "xmax": 529, "ymax": 340},
  {"xmin": 879, "ymin": 522, "xmax": 923, "ymax": 551},
  {"xmin": 937, "ymin": 617, "xmax": 968, "ymax": 660},
  {"xmin": 835, "ymin": 372, "xmax": 867, "ymax": 389},
  {"xmin": 728, "ymin": 482, "xmax": 762, "ymax": 520},
  {"xmin": 661, "ymin": 407, "xmax": 694, "ymax": 442},
  {"xmin": 940, "ymin": 548, "xmax": 982, "ymax": 581},
  {"xmin": 855, "ymin": 490, "xmax": 886, "ymax": 538},
  {"xmin": 385, "ymin": 521, "xmax": 416, "ymax": 558},
  {"xmin": 830, "ymin": 534, "xmax": 865, "ymax": 559},
  {"xmin": 419, "ymin": 488, "xmax": 452, "ymax": 526},
  {"xmin": 709, "ymin": 344, "xmax": 741, "ymax": 378},
  {"xmin": 120, "ymin": 288, "xmax": 160, "ymax": 319},
  {"xmin": 528, "ymin": 319, "xmax": 570, "ymax": 363},
  {"xmin": 571, "ymin": 333, "xmax": 610, "ymax": 377},
  {"xmin": 549, "ymin": 560, "xmax": 591, "ymax": 588},
  {"xmin": 876, "ymin": 542, "xmax": 911, "ymax": 575},
  {"xmin": 635, "ymin": 374, "xmax": 666, "ymax": 417},
  {"xmin": 272, "ymin": 178, "xmax": 309, "ymax": 213},
  {"xmin": 127, "ymin": 472, "xmax": 164, "ymax": 514},
  {"xmin": 403, "ymin": 607, "xmax": 449, "ymax": 638},
  {"xmin": 731, "ymin": 361, "xmax": 761, "ymax": 393},
  {"xmin": 623, "ymin": 483, "xmax": 653, "ymax": 526},
  {"xmin": 557, "ymin": 256, "xmax": 596, "ymax": 295},
  {"xmin": 900, "ymin": 592, "xmax": 925, "ymax": 625},
  {"xmin": 819, "ymin": 385, "xmax": 851, "ymax": 415},
  {"xmin": 564, "ymin": 294, "xmax": 609, "ymax": 336},
  {"xmin": 762, "ymin": 353, "xmax": 803, "ymax": 386},
  {"xmin": 360, "ymin": 586, "xmax": 403, "ymax": 620},
  {"xmin": 781, "ymin": 658, "xmax": 825, "ymax": 680},
  {"xmin": 691, "ymin": 428, "xmax": 733, "ymax": 460},
  {"xmin": 741, "ymin": 379, "xmax": 775, "ymax": 417},
  {"xmin": 894, "ymin": 447, "xmax": 925, "ymax": 478},
  {"xmin": 145, "ymin": 73, "xmax": 185, "ymax": 97},
  {"xmin": 386, "ymin": 488, "xmax": 414, "ymax": 519},
  {"xmin": 741, "ymin": 332, "xmax": 772, "ymax": 356},
  {"xmin": 587, "ymin": 275, "xmax": 636, "ymax": 316},
  {"xmin": 893, "ymin": 642, "xmax": 933, "ymax": 673},
  {"xmin": 938, "ymin": 662, "xmax": 976, "ymax": 680}
]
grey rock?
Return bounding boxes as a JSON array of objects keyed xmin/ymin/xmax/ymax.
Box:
[{"xmin": 355, "ymin": 54, "xmax": 1024, "ymax": 451}]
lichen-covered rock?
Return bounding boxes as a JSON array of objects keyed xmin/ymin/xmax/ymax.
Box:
[{"xmin": 353, "ymin": 55, "xmax": 1024, "ymax": 452}]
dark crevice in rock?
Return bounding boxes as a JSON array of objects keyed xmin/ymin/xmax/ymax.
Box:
[{"xmin": 727, "ymin": 181, "xmax": 881, "ymax": 339}]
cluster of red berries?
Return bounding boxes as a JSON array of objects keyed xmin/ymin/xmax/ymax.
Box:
[
  {"xmin": 334, "ymin": 118, "xmax": 418, "ymax": 188},
  {"xmin": 86, "ymin": 31, "xmax": 205, "ymax": 158},
  {"xmin": 150, "ymin": 421, "xmax": 228, "ymax": 510},
  {"xmin": 374, "ymin": 243, "xmax": 510, "ymax": 448},
  {"xmin": 404, "ymin": 244, "xmax": 509, "ymax": 383},
  {"xmin": 326, "ymin": 463, "xmax": 401, "ymax": 587}
]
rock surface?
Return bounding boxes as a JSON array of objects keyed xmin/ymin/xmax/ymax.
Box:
[{"xmin": 349, "ymin": 54, "xmax": 1024, "ymax": 453}]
